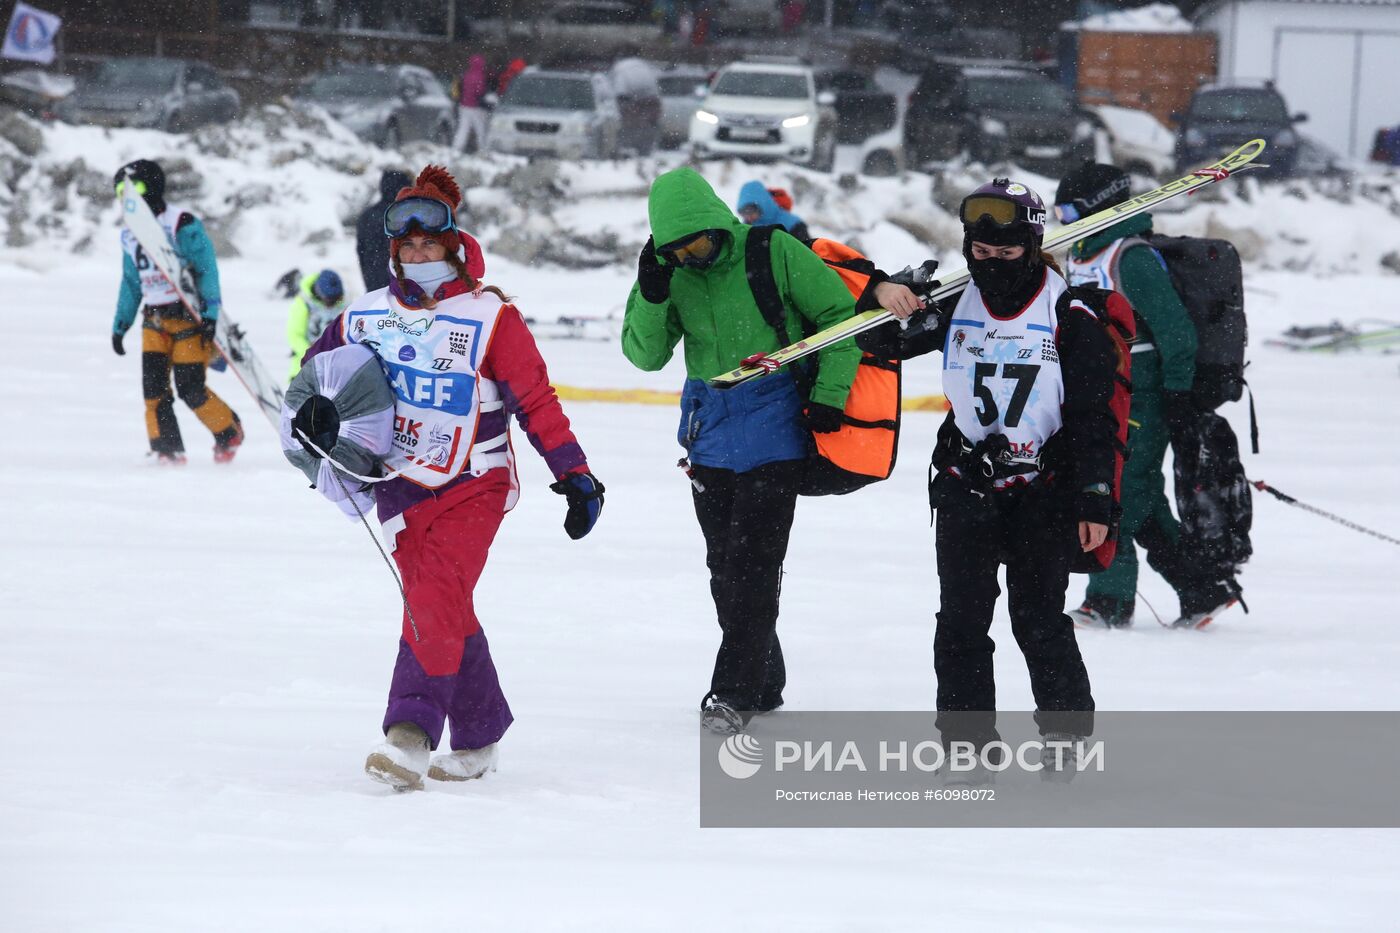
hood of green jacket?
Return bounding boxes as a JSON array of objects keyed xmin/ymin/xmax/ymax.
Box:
[
  {"xmin": 648, "ymin": 168, "xmax": 742, "ymax": 259},
  {"xmin": 1072, "ymin": 211, "xmax": 1153, "ymax": 258}
]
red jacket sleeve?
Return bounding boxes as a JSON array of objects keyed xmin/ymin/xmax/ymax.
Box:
[{"xmin": 480, "ymin": 304, "xmax": 589, "ymax": 479}]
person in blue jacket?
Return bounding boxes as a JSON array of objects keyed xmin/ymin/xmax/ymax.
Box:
[
  {"xmin": 735, "ymin": 181, "xmax": 810, "ymax": 240},
  {"xmin": 112, "ymin": 159, "xmax": 242, "ymax": 465}
]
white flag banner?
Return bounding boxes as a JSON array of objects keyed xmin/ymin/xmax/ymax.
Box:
[{"xmin": 2, "ymin": 2, "xmax": 61, "ymax": 65}]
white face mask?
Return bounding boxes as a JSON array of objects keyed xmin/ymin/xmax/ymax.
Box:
[{"xmin": 400, "ymin": 259, "xmax": 456, "ymax": 292}]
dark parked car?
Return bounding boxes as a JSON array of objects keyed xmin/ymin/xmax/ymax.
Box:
[
  {"xmin": 816, "ymin": 68, "xmax": 897, "ymax": 144},
  {"xmin": 904, "ymin": 63, "xmax": 1096, "ymax": 175},
  {"xmin": 56, "ymin": 57, "xmax": 239, "ymax": 131},
  {"xmin": 294, "ymin": 65, "xmax": 454, "ymax": 148},
  {"xmin": 1175, "ymin": 83, "xmax": 1305, "ymax": 177}
]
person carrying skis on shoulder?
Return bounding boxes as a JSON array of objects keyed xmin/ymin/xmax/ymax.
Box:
[
  {"xmin": 285, "ymin": 269, "xmax": 348, "ymax": 380},
  {"xmin": 111, "ymin": 159, "xmax": 243, "ymax": 465},
  {"xmin": 295, "ymin": 165, "xmax": 604, "ymax": 792},
  {"xmin": 1055, "ymin": 162, "xmax": 1242, "ymax": 629},
  {"xmin": 623, "ymin": 167, "xmax": 918, "ymax": 734},
  {"xmin": 735, "ymin": 180, "xmax": 810, "ymax": 240},
  {"xmin": 859, "ymin": 178, "xmax": 1120, "ymax": 779}
]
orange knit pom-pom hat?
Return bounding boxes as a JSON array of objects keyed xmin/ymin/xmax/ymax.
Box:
[{"xmin": 388, "ymin": 164, "xmax": 485, "ymax": 279}]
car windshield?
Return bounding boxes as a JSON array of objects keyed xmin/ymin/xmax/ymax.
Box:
[
  {"xmin": 504, "ymin": 76, "xmax": 595, "ymax": 110},
  {"xmin": 91, "ymin": 60, "xmax": 179, "ymax": 92},
  {"xmin": 659, "ymin": 76, "xmax": 705, "ymax": 96},
  {"xmin": 712, "ymin": 70, "xmax": 808, "ymax": 99},
  {"xmin": 965, "ymin": 76, "xmax": 1072, "ymax": 113},
  {"xmin": 305, "ymin": 70, "xmax": 396, "ymax": 101},
  {"xmin": 1190, "ymin": 90, "xmax": 1289, "ymax": 124}
]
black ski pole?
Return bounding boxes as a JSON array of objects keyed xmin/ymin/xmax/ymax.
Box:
[{"xmin": 1251, "ymin": 480, "xmax": 1400, "ymax": 547}]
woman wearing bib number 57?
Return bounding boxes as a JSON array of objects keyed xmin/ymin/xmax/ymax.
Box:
[
  {"xmin": 295, "ymin": 165, "xmax": 604, "ymax": 791},
  {"xmin": 860, "ymin": 179, "xmax": 1122, "ymax": 779}
]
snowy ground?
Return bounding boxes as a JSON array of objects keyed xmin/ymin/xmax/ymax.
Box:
[{"xmin": 3, "ymin": 207, "xmax": 1400, "ymax": 930}]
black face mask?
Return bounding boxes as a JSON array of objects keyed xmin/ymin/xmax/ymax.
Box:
[{"xmin": 968, "ymin": 255, "xmax": 1038, "ymax": 299}]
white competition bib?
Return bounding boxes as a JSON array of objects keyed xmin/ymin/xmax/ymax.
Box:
[
  {"xmin": 341, "ymin": 289, "xmax": 506, "ymax": 489},
  {"xmin": 941, "ymin": 270, "xmax": 1067, "ymax": 487},
  {"xmin": 1064, "ymin": 236, "xmax": 1150, "ymax": 290},
  {"xmin": 120, "ymin": 203, "xmax": 189, "ymax": 307}
]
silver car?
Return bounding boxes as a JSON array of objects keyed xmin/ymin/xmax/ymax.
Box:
[
  {"xmin": 295, "ymin": 65, "xmax": 455, "ymax": 148},
  {"xmin": 657, "ymin": 67, "xmax": 709, "ymax": 149},
  {"xmin": 56, "ymin": 57, "xmax": 239, "ymax": 132},
  {"xmin": 488, "ymin": 69, "xmax": 621, "ymax": 160}
]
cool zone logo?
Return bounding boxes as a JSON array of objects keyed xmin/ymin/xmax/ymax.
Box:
[{"xmin": 716, "ymin": 737, "xmax": 1104, "ymax": 779}]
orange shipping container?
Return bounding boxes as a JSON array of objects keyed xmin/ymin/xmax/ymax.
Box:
[{"xmin": 1074, "ymin": 31, "xmax": 1217, "ymax": 128}]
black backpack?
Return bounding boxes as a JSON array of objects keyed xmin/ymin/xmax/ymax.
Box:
[
  {"xmin": 1144, "ymin": 234, "xmax": 1247, "ymax": 411},
  {"xmin": 1173, "ymin": 411, "xmax": 1253, "ymax": 576}
]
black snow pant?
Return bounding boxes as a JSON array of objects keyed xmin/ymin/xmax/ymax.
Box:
[
  {"xmin": 933, "ymin": 478, "xmax": 1095, "ymax": 745},
  {"xmin": 691, "ymin": 459, "xmax": 802, "ymax": 712}
]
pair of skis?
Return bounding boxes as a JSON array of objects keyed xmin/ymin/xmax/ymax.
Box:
[
  {"xmin": 708, "ymin": 139, "xmax": 1269, "ymax": 389},
  {"xmin": 117, "ymin": 176, "xmax": 284, "ymax": 426}
]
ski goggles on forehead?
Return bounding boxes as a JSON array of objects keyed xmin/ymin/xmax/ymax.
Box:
[
  {"xmin": 1054, "ymin": 203, "xmax": 1083, "ymax": 224},
  {"xmin": 383, "ymin": 197, "xmax": 456, "ymax": 238},
  {"xmin": 114, "ymin": 179, "xmax": 148, "ymax": 197}
]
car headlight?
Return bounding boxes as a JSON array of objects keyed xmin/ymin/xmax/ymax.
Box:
[
  {"xmin": 1184, "ymin": 127, "xmax": 1205, "ymax": 146},
  {"xmin": 694, "ymin": 109, "xmax": 718, "ymax": 125},
  {"xmin": 782, "ymin": 113, "xmax": 810, "ymax": 129},
  {"xmin": 980, "ymin": 116, "xmax": 1007, "ymax": 136},
  {"xmin": 1073, "ymin": 119, "xmax": 1094, "ymax": 141},
  {"xmin": 1275, "ymin": 129, "xmax": 1298, "ymax": 147}
]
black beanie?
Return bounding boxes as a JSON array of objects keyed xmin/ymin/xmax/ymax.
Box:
[
  {"xmin": 1055, "ymin": 161, "xmax": 1130, "ymax": 216},
  {"xmin": 114, "ymin": 159, "xmax": 166, "ymax": 213}
]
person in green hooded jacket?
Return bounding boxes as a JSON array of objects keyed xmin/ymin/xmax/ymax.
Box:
[
  {"xmin": 1056, "ymin": 162, "xmax": 1241, "ymax": 629},
  {"xmin": 622, "ymin": 167, "xmax": 862, "ymax": 734}
]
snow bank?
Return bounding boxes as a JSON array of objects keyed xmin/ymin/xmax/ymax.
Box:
[
  {"xmin": 1066, "ymin": 2, "xmax": 1194, "ymax": 33},
  {"xmin": 3, "ymin": 104, "xmax": 1400, "ymax": 291}
]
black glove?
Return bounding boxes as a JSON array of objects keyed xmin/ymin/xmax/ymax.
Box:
[
  {"xmin": 111, "ymin": 332, "xmax": 125, "ymax": 356},
  {"xmin": 201, "ymin": 318, "xmax": 218, "ymax": 342},
  {"xmin": 550, "ymin": 471, "xmax": 605, "ymax": 540},
  {"xmin": 637, "ymin": 237, "xmax": 675, "ymax": 304},
  {"xmin": 292, "ymin": 394, "xmax": 340, "ymax": 459},
  {"xmin": 805, "ymin": 402, "xmax": 845, "ymax": 434},
  {"xmin": 1162, "ymin": 390, "xmax": 1199, "ymax": 444}
]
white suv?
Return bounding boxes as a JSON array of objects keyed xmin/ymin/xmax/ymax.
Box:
[{"xmin": 689, "ymin": 61, "xmax": 837, "ymax": 170}]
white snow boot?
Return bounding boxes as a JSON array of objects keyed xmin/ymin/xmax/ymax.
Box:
[
  {"xmin": 365, "ymin": 722, "xmax": 430, "ymax": 792},
  {"xmin": 428, "ymin": 744, "xmax": 499, "ymax": 782}
]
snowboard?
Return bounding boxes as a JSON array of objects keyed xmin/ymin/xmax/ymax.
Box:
[
  {"xmin": 708, "ymin": 138, "xmax": 1269, "ymax": 389},
  {"xmin": 118, "ymin": 175, "xmax": 284, "ymax": 426}
]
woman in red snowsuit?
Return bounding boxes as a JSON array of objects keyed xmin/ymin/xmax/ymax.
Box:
[{"xmin": 296, "ymin": 166, "xmax": 604, "ymax": 791}]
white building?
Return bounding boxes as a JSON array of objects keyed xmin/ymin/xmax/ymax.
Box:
[{"xmin": 1194, "ymin": 0, "xmax": 1400, "ymax": 158}]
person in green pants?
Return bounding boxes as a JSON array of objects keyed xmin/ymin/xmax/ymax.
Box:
[{"xmin": 1055, "ymin": 163, "xmax": 1241, "ymax": 628}]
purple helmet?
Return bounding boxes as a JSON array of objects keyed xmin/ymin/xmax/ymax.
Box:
[{"xmin": 959, "ymin": 177, "xmax": 1047, "ymax": 247}]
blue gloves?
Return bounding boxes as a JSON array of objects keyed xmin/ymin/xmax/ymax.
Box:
[{"xmin": 550, "ymin": 471, "xmax": 605, "ymax": 540}]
